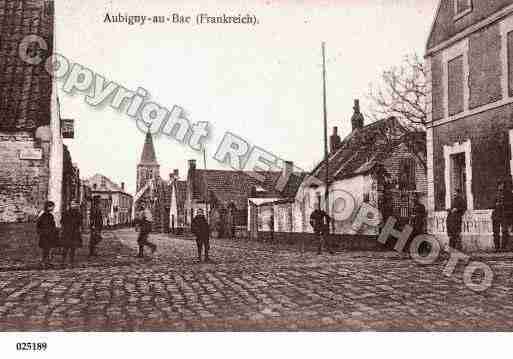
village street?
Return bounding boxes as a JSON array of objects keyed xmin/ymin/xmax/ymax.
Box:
[{"xmin": 0, "ymin": 229, "xmax": 513, "ymax": 331}]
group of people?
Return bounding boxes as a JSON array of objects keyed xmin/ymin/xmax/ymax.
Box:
[
  {"xmin": 36, "ymin": 197, "xmax": 103, "ymax": 268},
  {"xmin": 35, "ymin": 178, "xmax": 511, "ymax": 268},
  {"xmin": 439, "ymin": 178, "xmax": 513, "ymax": 253}
]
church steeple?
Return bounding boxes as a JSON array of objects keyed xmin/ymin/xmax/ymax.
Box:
[
  {"xmin": 136, "ymin": 131, "xmax": 160, "ymax": 192},
  {"xmin": 139, "ymin": 130, "xmax": 159, "ymax": 165}
]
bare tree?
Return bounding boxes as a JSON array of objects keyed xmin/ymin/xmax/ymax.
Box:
[{"xmin": 367, "ymin": 53, "xmax": 428, "ymax": 128}]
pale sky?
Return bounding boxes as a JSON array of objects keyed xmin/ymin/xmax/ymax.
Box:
[{"xmin": 56, "ymin": 0, "xmax": 439, "ymax": 194}]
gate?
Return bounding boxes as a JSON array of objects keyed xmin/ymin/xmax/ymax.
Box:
[{"xmin": 385, "ymin": 189, "xmax": 420, "ymax": 226}]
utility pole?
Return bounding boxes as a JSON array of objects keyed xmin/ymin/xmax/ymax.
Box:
[
  {"xmin": 203, "ymin": 148, "xmax": 208, "ymax": 221},
  {"xmin": 322, "ymin": 42, "xmax": 329, "ymax": 213}
]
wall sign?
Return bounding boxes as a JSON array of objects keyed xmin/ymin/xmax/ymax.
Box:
[
  {"xmin": 19, "ymin": 148, "xmax": 43, "ymax": 160},
  {"xmin": 61, "ymin": 119, "xmax": 74, "ymax": 139}
]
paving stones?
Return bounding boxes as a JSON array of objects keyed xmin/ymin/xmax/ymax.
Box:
[{"xmin": 0, "ymin": 228, "xmax": 513, "ymax": 330}]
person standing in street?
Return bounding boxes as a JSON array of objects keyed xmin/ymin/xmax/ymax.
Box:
[
  {"xmin": 137, "ymin": 203, "xmax": 157, "ymax": 257},
  {"xmin": 89, "ymin": 196, "xmax": 103, "ymax": 257},
  {"xmin": 411, "ymin": 195, "xmax": 427, "ymax": 254},
  {"xmin": 36, "ymin": 201, "xmax": 58, "ymax": 268},
  {"xmin": 192, "ymin": 209, "xmax": 210, "ymax": 262},
  {"xmin": 61, "ymin": 200, "xmax": 82, "ymax": 266},
  {"xmin": 446, "ymin": 189, "xmax": 466, "ymax": 251},
  {"xmin": 310, "ymin": 203, "xmax": 333, "ymax": 255},
  {"xmin": 492, "ymin": 178, "xmax": 513, "ymax": 252}
]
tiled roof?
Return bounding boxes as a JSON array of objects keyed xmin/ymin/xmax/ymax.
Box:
[
  {"xmin": 280, "ymin": 172, "xmax": 307, "ymax": 198},
  {"xmin": 139, "ymin": 131, "xmax": 158, "ymax": 165},
  {"xmin": 311, "ymin": 117, "xmax": 421, "ymax": 182},
  {"xmin": 191, "ymin": 170, "xmax": 284, "ymax": 210},
  {"xmin": 0, "ymin": 0, "xmax": 54, "ymax": 131}
]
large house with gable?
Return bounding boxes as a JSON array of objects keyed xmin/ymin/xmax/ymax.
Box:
[{"xmin": 425, "ymin": 0, "xmax": 513, "ymax": 250}]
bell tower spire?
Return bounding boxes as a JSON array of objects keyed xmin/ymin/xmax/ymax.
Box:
[{"xmin": 136, "ymin": 130, "xmax": 160, "ymax": 192}]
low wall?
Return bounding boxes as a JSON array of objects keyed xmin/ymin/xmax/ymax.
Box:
[
  {"xmin": 256, "ymin": 231, "xmax": 388, "ymax": 251},
  {"xmin": 0, "ymin": 222, "xmax": 39, "ymax": 258},
  {"xmin": 429, "ymin": 210, "xmax": 495, "ymax": 252}
]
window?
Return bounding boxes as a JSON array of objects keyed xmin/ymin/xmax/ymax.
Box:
[
  {"xmin": 508, "ymin": 31, "xmax": 513, "ymax": 97},
  {"xmin": 448, "ymin": 56, "xmax": 464, "ymax": 116},
  {"xmin": 43, "ymin": 1, "xmax": 54, "ymax": 17},
  {"xmin": 455, "ymin": 0, "xmax": 472, "ymax": 19}
]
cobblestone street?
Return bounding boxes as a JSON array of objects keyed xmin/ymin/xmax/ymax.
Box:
[{"xmin": 1, "ymin": 228, "xmax": 513, "ymax": 331}]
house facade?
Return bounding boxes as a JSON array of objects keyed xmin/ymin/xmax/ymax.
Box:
[
  {"xmin": 168, "ymin": 169, "xmax": 186, "ymax": 233},
  {"xmin": 253, "ymin": 101, "xmax": 427, "ymax": 238},
  {"xmin": 85, "ymin": 174, "xmax": 133, "ymax": 227},
  {"xmin": 425, "ymin": 0, "xmax": 513, "ymax": 250},
  {"xmin": 0, "ymin": 0, "xmax": 79, "ymax": 226}
]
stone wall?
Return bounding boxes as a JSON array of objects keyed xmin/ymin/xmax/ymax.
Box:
[
  {"xmin": 428, "ymin": 210, "xmax": 494, "ymax": 252},
  {"xmin": 0, "ymin": 131, "xmax": 49, "ymax": 223}
]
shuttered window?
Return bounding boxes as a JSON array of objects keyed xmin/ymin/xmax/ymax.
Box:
[
  {"xmin": 508, "ymin": 31, "xmax": 513, "ymax": 97},
  {"xmin": 448, "ymin": 56, "xmax": 464, "ymax": 116}
]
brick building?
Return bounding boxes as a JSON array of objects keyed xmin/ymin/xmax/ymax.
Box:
[
  {"xmin": 425, "ymin": 0, "xmax": 513, "ymax": 250},
  {"xmin": 0, "ymin": 0, "xmax": 78, "ymax": 226}
]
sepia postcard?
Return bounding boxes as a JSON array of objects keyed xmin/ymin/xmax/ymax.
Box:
[{"xmin": 1, "ymin": 0, "xmax": 513, "ymax": 357}]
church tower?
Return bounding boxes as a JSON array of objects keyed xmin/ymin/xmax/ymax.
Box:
[{"xmin": 137, "ymin": 131, "xmax": 160, "ymax": 192}]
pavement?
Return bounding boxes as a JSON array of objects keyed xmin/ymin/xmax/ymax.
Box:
[{"xmin": 1, "ymin": 228, "xmax": 513, "ymax": 331}]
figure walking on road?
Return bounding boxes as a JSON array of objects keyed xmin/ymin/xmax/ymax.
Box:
[
  {"xmin": 310, "ymin": 203, "xmax": 333, "ymax": 255},
  {"xmin": 137, "ymin": 203, "xmax": 157, "ymax": 257},
  {"xmin": 89, "ymin": 196, "xmax": 103, "ymax": 257},
  {"xmin": 192, "ymin": 209, "xmax": 210, "ymax": 262},
  {"xmin": 61, "ymin": 200, "xmax": 82, "ymax": 266},
  {"xmin": 36, "ymin": 201, "xmax": 58, "ymax": 268}
]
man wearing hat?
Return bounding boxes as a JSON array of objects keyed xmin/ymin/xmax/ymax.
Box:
[{"xmin": 191, "ymin": 208, "xmax": 210, "ymax": 262}]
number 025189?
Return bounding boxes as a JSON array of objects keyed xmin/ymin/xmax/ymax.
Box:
[{"xmin": 16, "ymin": 342, "xmax": 47, "ymax": 351}]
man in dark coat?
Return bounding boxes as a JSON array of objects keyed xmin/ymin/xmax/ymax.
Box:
[
  {"xmin": 137, "ymin": 203, "xmax": 157, "ymax": 257},
  {"xmin": 36, "ymin": 201, "xmax": 57, "ymax": 268},
  {"xmin": 89, "ymin": 196, "xmax": 103, "ymax": 257},
  {"xmin": 446, "ymin": 190, "xmax": 466, "ymax": 251},
  {"xmin": 310, "ymin": 203, "xmax": 333, "ymax": 255},
  {"xmin": 411, "ymin": 195, "xmax": 427, "ymax": 254},
  {"xmin": 492, "ymin": 178, "xmax": 513, "ymax": 252},
  {"xmin": 411, "ymin": 196, "xmax": 427, "ymax": 237},
  {"xmin": 192, "ymin": 209, "xmax": 210, "ymax": 262},
  {"xmin": 61, "ymin": 200, "xmax": 82, "ymax": 266}
]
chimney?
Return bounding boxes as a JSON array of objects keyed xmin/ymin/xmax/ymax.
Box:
[
  {"xmin": 330, "ymin": 126, "xmax": 341, "ymax": 153},
  {"xmin": 283, "ymin": 160, "xmax": 294, "ymax": 178},
  {"xmin": 188, "ymin": 159, "xmax": 196, "ymax": 172},
  {"xmin": 351, "ymin": 99, "xmax": 364, "ymax": 131},
  {"xmin": 121, "ymin": 182, "xmax": 125, "ymax": 191}
]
